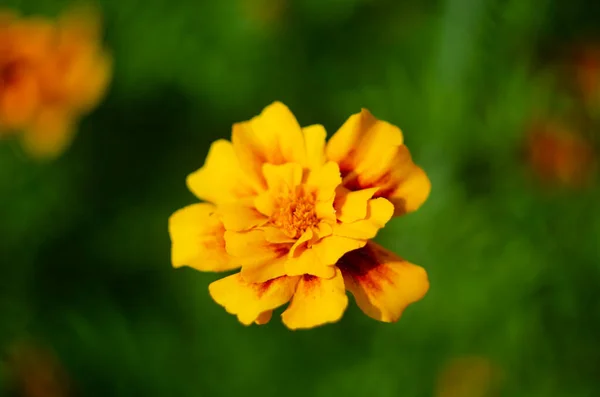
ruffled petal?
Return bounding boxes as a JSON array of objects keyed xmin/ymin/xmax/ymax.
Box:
[
  {"xmin": 169, "ymin": 204, "xmax": 237, "ymax": 271},
  {"xmin": 284, "ymin": 234, "xmax": 364, "ymax": 279},
  {"xmin": 338, "ymin": 242, "xmax": 429, "ymax": 322},
  {"xmin": 232, "ymin": 102, "xmax": 306, "ymax": 185},
  {"xmin": 326, "ymin": 109, "xmax": 430, "ymax": 216},
  {"xmin": 186, "ymin": 140, "xmax": 258, "ymax": 205},
  {"xmin": 225, "ymin": 230, "xmax": 290, "ymax": 283},
  {"xmin": 333, "ymin": 198, "xmax": 394, "ymax": 240},
  {"xmin": 334, "ymin": 187, "xmax": 379, "ymax": 223},
  {"xmin": 281, "ymin": 269, "xmax": 348, "ymax": 330},
  {"xmin": 209, "ymin": 274, "xmax": 300, "ymax": 325},
  {"xmin": 303, "ymin": 124, "xmax": 327, "ymax": 169}
]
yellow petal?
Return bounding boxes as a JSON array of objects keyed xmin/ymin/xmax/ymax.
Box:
[
  {"xmin": 285, "ymin": 234, "xmax": 364, "ymax": 278},
  {"xmin": 334, "ymin": 187, "xmax": 379, "ymax": 223},
  {"xmin": 281, "ymin": 269, "xmax": 348, "ymax": 330},
  {"xmin": 20, "ymin": 107, "xmax": 75, "ymax": 159},
  {"xmin": 209, "ymin": 274, "xmax": 300, "ymax": 325},
  {"xmin": 225, "ymin": 230, "xmax": 290, "ymax": 283},
  {"xmin": 305, "ymin": 161, "xmax": 341, "ymax": 201},
  {"xmin": 326, "ymin": 109, "xmax": 403, "ymax": 176},
  {"xmin": 289, "ymin": 228, "xmax": 313, "ymax": 257},
  {"xmin": 186, "ymin": 140, "xmax": 258, "ymax": 205},
  {"xmin": 303, "ymin": 124, "xmax": 327, "ymax": 169},
  {"xmin": 232, "ymin": 102, "xmax": 306, "ymax": 185},
  {"xmin": 339, "ymin": 241, "xmax": 429, "ymax": 322},
  {"xmin": 326, "ymin": 109, "xmax": 430, "ymax": 217},
  {"xmin": 388, "ymin": 163, "xmax": 431, "ymax": 216},
  {"xmin": 333, "ymin": 198, "xmax": 393, "ymax": 240},
  {"xmin": 219, "ymin": 200, "xmax": 267, "ymax": 232},
  {"xmin": 262, "ymin": 226, "xmax": 296, "ymax": 244},
  {"xmin": 262, "ymin": 162, "xmax": 304, "ymax": 193},
  {"xmin": 169, "ymin": 204, "xmax": 237, "ymax": 271}
]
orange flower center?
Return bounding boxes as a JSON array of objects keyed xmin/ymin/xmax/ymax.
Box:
[{"xmin": 270, "ymin": 188, "xmax": 318, "ymax": 239}]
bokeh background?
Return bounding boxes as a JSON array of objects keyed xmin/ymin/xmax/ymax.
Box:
[{"xmin": 2, "ymin": 0, "xmax": 600, "ymax": 396}]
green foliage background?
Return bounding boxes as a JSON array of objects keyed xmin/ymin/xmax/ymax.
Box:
[{"xmin": 1, "ymin": 0, "xmax": 600, "ymax": 395}]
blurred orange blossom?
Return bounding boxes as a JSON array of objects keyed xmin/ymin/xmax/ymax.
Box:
[
  {"xmin": 526, "ymin": 119, "xmax": 596, "ymax": 187},
  {"xmin": 169, "ymin": 102, "xmax": 431, "ymax": 329},
  {"xmin": 0, "ymin": 6, "xmax": 111, "ymax": 158}
]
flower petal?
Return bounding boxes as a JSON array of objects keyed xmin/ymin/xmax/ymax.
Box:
[
  {"xmin": 326, "ymin": 109, "xmax": 430, "ymax": 216},
  {"xmin": 285, "ymin": 234, "xmax": 364, "ymax": 279},
  {"xmin": 334, "ymin": 186, "xmax": 379, "ymax": 223},
  {"xmin": 220, "ymin": 199, "xmax": 267, "ymax": 232},
  {"xmin": 225, "ymin": 230, "xmax": 290, "ymax": 283},
  {"xmin": 333, "ymin": 198, "xmax": 393, "ymax": 240},
  {"xmin": 255, "ymin": 311, "xmax": 273, "ymax": 325},
  {"xmin": 187, "ymin": 140, "xmax": 258, "ymax": 205},
  {"xmin": 281, "ymin": 269, "xmax": 348, "ymax": 330},
  {"xmin": 303, "ymin": 124, "xmax": 327, "ymax": 169},
  {"xmin": 209, "ymin": 274, "xmax": 300, "ymax": 326},
  {"xmin": 305, "ymin": 161, "xmax": 341, "ymax": 201},
  {"xmin": 232, "ymin": 102, "xmax": 306, "ymax": 185},
  {"xmin": 262, "ymin": 162, "xmax": 304, "ymax": 193},
  {"xmin": 326, "ymin": 109, "xmax": 403, "ymax": 177},
  {"xmin": 338, "ymin": 242, "xmax": 429, "ymax": 322},
  {"xmin": 169, "ymin": 204, "xmax": 237, "ymax": 271}
]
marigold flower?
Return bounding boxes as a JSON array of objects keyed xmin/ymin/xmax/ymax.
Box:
[
  {"xmin": 0, "ymin": 6, "xmax": 111, "ymax": 158},
  {"xmin": 169, "ymin": 102, "xmax": 430, "ymax": 329}
]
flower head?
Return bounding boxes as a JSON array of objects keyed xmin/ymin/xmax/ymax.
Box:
[
  {"xmin": 169, "ymin": 102, "xmax": 430, "ymax": 329},
  {"xmin": 0, "ymin": 6, "xmax": 111, "ymax": 159}
]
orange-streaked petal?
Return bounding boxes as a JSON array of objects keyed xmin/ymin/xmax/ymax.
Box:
[
  {"xmin": 232, "ymin": 102, "xmax": 306, "ymax": 185},
  {"xmin": 326, "ymin": 109, "xmax": 403, "ymax": 177},
  {"xmin": 209, "ymin": 274, "xmax": 300, "ymax": 325},
  {"xmin": 334, "ymin": 187, "xmax": 379, "ymax": 223},
  {"xmin": 187, "ymin": 140, "xmax": 258, "ymax": 204},
  {"xmin": 169, "ymin": 204, "xmax": 237, "ymax": 271},
  {"xmin": 20, "ymin": 108, "xmax": 75, "ymax": 159},
  {"xmin": 281, "ymin": 269, "xmax": 348, "ymax": 330},
  {"xmin": 333, "ymin": 198, "xmax": 393, "ymax": 240},
  {"xmin": 303, "ymin": 124, "xmax": 327, "ymax": 169},
  {"xmin": 326, "ymin": 109, "xmax": 430, "ymax": 217},
  {"xmin": 225, "ymin": 230, "xmax": 290, "ymax": 283},
  {"xmin": 338, "ymin": 241, "xmax": 429, "ymax": 322}
]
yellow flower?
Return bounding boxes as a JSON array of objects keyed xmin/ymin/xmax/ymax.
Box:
[
  {"xmin": 0, "ymin": 6, "xmax": 111, "ymax": 159},
  {"xmin": 169, "ymin": 102, "xmax": 430, "ymax": 329}
]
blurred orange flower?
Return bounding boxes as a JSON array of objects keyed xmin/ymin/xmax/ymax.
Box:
[
  {"xmin": 169, "ymin": 102, "xmax": 430, "ymax": 329},
  {"xmin": 436, "ymin": 356, "xmax": 503, "ymax": 397},
  {"xmin": 526, "ymin": 120, "xmax": 596, "ymax": 187},
  {"xmin": 0, "ymin": 6, "xmax": 111, "ymax": 159},
  {"xmin": 573, "ymin": 45, "xmax": 600, "ymax": 111},
  {"xmin": 5, "ymin": 341, "xmax": 71, "ymax": 397}
]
